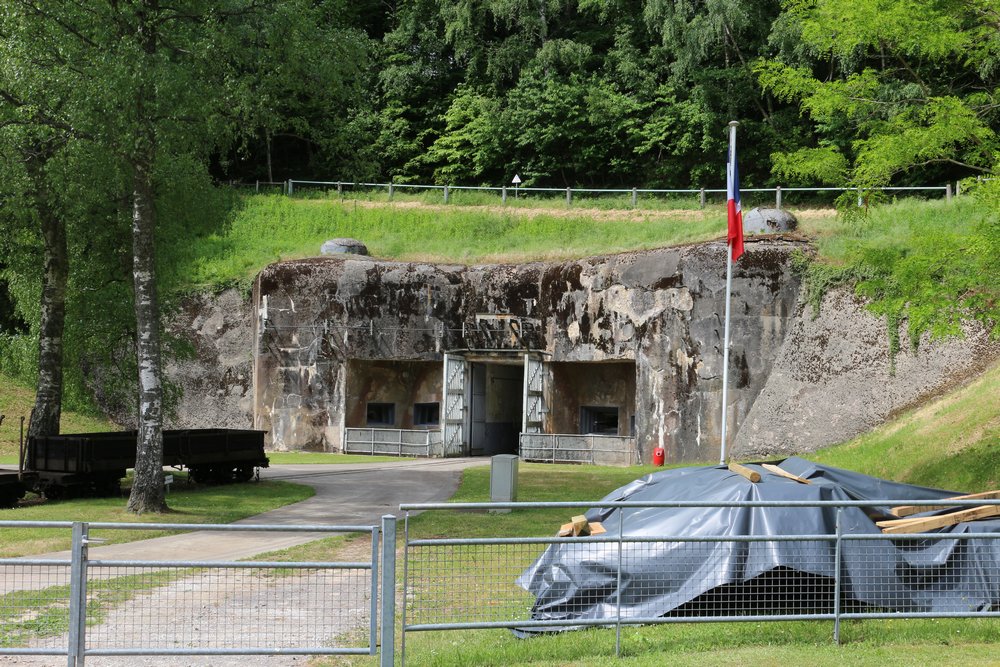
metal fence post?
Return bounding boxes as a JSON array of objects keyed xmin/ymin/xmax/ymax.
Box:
[
  {"xmin": 566, "ymin": 187, "xmax": 572, "ymax": 206},
  {"xmin": 699, "ymin": 188, "xmax": 706, "ymax": 208},
  {"xmin": 833, "ymin": 508, "xmax": 843, "ymax": 645},
  {"xmin": 67, "ymin": 522, "xmax": 89, "ymax": 667},
  {"xmin": 631, "ymin": 187, "xmax": 638, "ymax": 208},
  {"xmin": 380, "ymin": 514, "xmax": 397, "ymax": 667},
  {"xmin": 615, "ymin": 518, "xmax": 624, "ymax": 658},
  {"xmin": 775, "ymin": 186, "xmax": 782, "ymax": 209}
]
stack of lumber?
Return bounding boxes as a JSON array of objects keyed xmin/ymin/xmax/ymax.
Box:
[
  {"xmin": 876, "ymin": 491, "xmax": 1000, "ymax": 534},
  {"xmin": 557, "ymin": 514, "xmax": 607, "ymax": 537}
]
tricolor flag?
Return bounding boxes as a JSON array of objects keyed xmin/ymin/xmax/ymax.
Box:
[{"xmin": 726, "ymin": 130, "xmax": 745, "ymax": 261}]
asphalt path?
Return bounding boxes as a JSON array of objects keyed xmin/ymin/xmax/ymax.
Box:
[{"xmin": 2, "ymin": 458, "xmax": 488, "ymax": 594}]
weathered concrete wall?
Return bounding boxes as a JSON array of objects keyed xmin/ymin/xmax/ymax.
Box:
[
  {"xmin": 251, "ymin": 239, "xmax": 805, "ymax": 462},
  {"xmin": 344, "ymin": 359, "xmax": 440, "ymax": 430},
  {"xmin": 164, "ymin": 289, "xmax": 255, "ymax": 429},
  {"xmin": 732, "ymin": 290, "xmax": 1000, "ymax": 457}
]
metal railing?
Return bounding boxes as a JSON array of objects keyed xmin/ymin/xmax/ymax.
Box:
[
  {"xmin": 285, "ymin": 179, "xmax": 954, "ymax": 208},
  {"xmin": 343, "ymin": 427, "xmax": 442, "ymax": 457},
  {"xmin": 519, "ymin": 433, "xmax": 638, "ymax": 466},
  {"xmin": 397, "ymin": 499, "xmax": 1000, "ymax": 663},
  {"xmin": 0, "ymin": 518, "xmax": 398, "ymax": 666}
]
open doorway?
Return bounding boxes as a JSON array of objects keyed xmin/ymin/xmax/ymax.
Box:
[{"xmin": 469, "ymin": 361, "xmax": 524, "ymax": 456}]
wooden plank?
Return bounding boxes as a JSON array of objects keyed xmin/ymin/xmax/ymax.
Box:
[
  {"xmin": 557, "ymin": 516, "xmax": 605, "ymax": 537},
  {"xmin": 881, "ymin": 504, "xmax": 1000, "ymax": 534},
  {"xmin": 890, "ymin": 490, "xmax": 1000, "ymax": 518},
  {"xmin": 761, "ymin": 463, "xmax": 812, "ymax": 485},
  {"xmin": 728, "ymin": 462, "xmax": 761, "ymax": 483},
  {"xmin": 875, "ymin": 515, "xmax": 932, "ymax": 529}
]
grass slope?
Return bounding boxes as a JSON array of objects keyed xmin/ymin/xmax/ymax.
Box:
[{"xmin": 0, "ymin": 372, "xmax": 117, "ymax": 460}]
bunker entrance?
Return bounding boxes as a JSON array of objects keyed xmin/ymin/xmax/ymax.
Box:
[{"xmin": 469, "ymin": 361, "xmax": 524, "ymax": 456}]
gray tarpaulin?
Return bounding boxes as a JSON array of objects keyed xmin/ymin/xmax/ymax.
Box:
[{"xmin": 516, "ymin": 457, "xmax": 1000, "ymax": 633}]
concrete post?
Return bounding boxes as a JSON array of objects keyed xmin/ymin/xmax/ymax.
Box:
[
  {"xmin": 775, "ymin": 186, "xmax": 782, "ymax": 209},
  {"xmin": 388, "ymin": 183, "xmax": 394, "ymax": 201},
  {"xmin": 287, "ymin": 179, "xmax": 294, "ymax": 196},
  {"xmin": 566, "ymin": 187, "xmax": 572, "ymax": 206},
  {"xmin": 444, "ymin": 185, "xmax": 450, "ymax": 204},
  {"xmin": 336, "ymin": 181, "xmax": 343, "ymax": 198},
  {"xmin": 699, "ymin": 188, "xmax": 706, "ymax": 209},
  {"xmin": 946, "ymin": 183, "xmax": 952, "ymax": 202},
  {"xmin": 956, "ymin": 181, "xmax": 962, "ymax": 197},
  {"xmin": 379, "ymin": 514, "xmax": 397, "ymax": 667},
  {"xmin": 631, "ymin": 188, "xmax": 638, "ymax": 208},
  {"xmin": 502, "ymin": 186, "xmax": 507, "ymax": 205}
]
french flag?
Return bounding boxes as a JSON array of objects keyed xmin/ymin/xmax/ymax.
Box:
[{"xmin": 726, "ymin": 129, "xmax": 745, "ymax": 261}]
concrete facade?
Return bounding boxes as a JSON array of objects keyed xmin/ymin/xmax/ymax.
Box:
[{"xmin": 250, "ymin": 240, "xmax": 805, "ymax": 463}]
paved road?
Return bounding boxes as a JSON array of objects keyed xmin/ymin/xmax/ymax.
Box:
[{"xmin": 2, "ymin": 457, "xmax": 488, "ymax": 593}]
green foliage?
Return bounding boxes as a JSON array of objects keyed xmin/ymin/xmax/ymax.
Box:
[
  {"xmin": 758, "ymin": 0, "xmax": 1000, "ymax": 189},
  {"xmin": 799, "ymin": 198, "xmax": 999, "ymax": 359}
]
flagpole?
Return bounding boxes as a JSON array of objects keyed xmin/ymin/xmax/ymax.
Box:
[{"xmin": 719, "ymin": 120, "xmax": 738, "ymax": 465}]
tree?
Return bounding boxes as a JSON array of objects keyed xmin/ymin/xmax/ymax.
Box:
[
  {"xmin": 2, "ymin": 1, "xmax": 353, "ymax": 513},
  {"xmin": 756, "ymin": 0, "xmax": 1000, "ymax": 193}
]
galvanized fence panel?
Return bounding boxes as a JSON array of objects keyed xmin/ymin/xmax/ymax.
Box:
[
  {"xmin": 518, "ymin": 433, "xmax": 637, "ymax": 466},
  {"xmin": 398, "ymin": 500, "xmax": 1000, "ymax": 663},
  {"xmin": 344, "ymin": 427, "xmax": 442, "ymax": 457},
  {"xmin": 0, "ymin": 520, "xmax": 388, "ymax": 664}
]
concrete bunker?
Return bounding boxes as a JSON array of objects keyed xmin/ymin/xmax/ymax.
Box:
[{"xmin": 252, "ymin": 241, "xmax": 805, "ymax": 463}]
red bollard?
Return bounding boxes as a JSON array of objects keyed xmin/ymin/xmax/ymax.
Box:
[{"xmin": 652, "ymin": 446, "xmax": 665, "ymax": 467}]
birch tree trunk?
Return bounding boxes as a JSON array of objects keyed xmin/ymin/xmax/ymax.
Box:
[
  {"xmin": 24, "ymin": 146, "xmax": 67, "ymax": 439},
  {"xmin": 126, "ymin": 148, "xmax": 166, "ymax": 513},
  {"xmin": 126, "ymin": 0, "xmax": 166, "ymax": 513}
]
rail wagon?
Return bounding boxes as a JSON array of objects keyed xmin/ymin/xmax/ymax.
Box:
[{"xmin": 0, "ymin": 428, "xmax": 268, "ymax": 506}]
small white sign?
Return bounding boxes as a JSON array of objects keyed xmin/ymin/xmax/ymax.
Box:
[
  {"xmin": 511, "ymin": 174, "xmax": 522, "ymax": 184},
  {"xmin": 163, "ymin": 474, "xmax": 174, "ymax": 485}
]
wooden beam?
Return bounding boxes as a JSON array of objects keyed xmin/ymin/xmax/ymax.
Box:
[
  {"xmin": 728, "ymin": 462, "xmax": 761, "ymax": 483},
  {"xmin": 890, "ymin": 490, "xmax": 1000, "ymax": 518},
  {"xmin": 881, "ymin": 504, "xmax": 1000, "ymax": 534},
  {"xmin": 761, "ymin": 463, "xmax": 812, "ymax": 485}
]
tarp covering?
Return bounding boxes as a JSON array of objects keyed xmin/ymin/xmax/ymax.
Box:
[{"xmin": 516, "ymin": 457, "xmax": 1000, "ymax": 632}]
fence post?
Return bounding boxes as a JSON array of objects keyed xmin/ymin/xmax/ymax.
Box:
[
  {"xmin": 255, "ymin": 180, "xmax": 259, "ymax": 193},
  {"xmin": 287, "ymin": 179, "xmax": 294, "ymax": 196},
  {"xmin": 502, "ymin": 186, "xmax": 507, "ymax": 205},
  {"xmin": 945, "ymin": 183, "xmax": 952, "ymax": 202},
  {"xmin": 775, "ymin": 186, "xmax": 782, "ymax": 209},
  {"xmin": 388, "ymin": 182, "xmax": 394, "ymax": 201},
  {"xmin": 615, "ymin": 516, "xmax": 624, "ymax": 657},
  {"xmin": 699, "ymin": 188, "xmax": 706, "ymax": 209},
  {"xmin": 956, "ymin": 181, "xmax": 962, "ymax": 197},
  {"xmin": 337, "ymin": 181, "xmax": 343, "ymax": 199},
  {"xmin": 379, "ymin": 514, "xmax": 397, "ymax": 667},
  {"xmin": 444, "ymin": 185, "xmax": 450, "ymax": 204},
  {"xmin": 67, "ymin": 522, "xmax": 89, "ymax": 667},
  {"xmin": 833, "ymin": 508, "xmax": 843, "ymax": 645},
  {"xmin": 631, "ymin": 188, "xmax": 638, "ymax": 208},
  {"xmin": 566, "ymin": 187, "xmax": 572, "ymax": 206}
]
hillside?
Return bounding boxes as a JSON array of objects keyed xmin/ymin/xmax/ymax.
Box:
[
  {"xmin": 0, "ymin": 372, "xmax": 117, "ymax": 460},
  {"xmin": 810, "ymin": 360, "xmax": 1000, "ymax": 492}
]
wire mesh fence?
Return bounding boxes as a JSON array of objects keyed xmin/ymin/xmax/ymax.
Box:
[
  {"xmin": 0, "ymin": 520, "xmax": 385, "ymax": 662},
  {"xmin": 399, "ymin": 500, "xmax": 1000, "ymax": 662}
]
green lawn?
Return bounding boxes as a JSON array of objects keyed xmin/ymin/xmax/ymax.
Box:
[{"xmin": 0, "ymin": 475, "xmax": 313, "ymax": 557}]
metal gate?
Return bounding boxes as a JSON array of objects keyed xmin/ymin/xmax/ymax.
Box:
[
  {"xmin": 522, "ymin": 353, "xmax": 545, "ymax": 434},
  {"xmin": 0, "ymin": 518, "xmax": 399, "ymax": 666},
  {"xmin": 442, "ymin": 353, "xmax": 467, "ymax": 455}
]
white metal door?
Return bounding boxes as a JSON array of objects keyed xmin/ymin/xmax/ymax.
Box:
[
  {"xmin": 442, "ymin": 353, "xmax": 467, "ymax": 455},
  {"xmin": 522, "ymin": 353, "xmax": 544, "ymax": 433}
]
